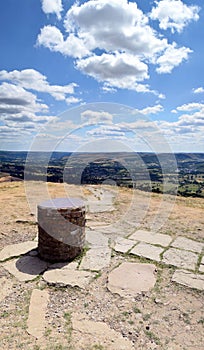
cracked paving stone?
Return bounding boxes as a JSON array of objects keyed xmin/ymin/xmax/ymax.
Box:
[
  {"xmin": 130, "ymin": 242, "xmax": 164, "ymax": 262},
  {"xmin": 114, "ymin": 237, "xmax": 137, "ymax": 254},
  {"xmin": 79, "ymin": 247, "xmax": 111, "ymax": 271},
  {"xmin": 72, "ymin": 313, "xmax": 135, "ymax": 350},
  {"xmin": 129, "ymin": 229, "xmax": 172, "ymax": 247},
  {"xmin": 3, "ymin": 256, "xmax": 50, "ymax": 282},
  {"xmin": 85, "ymin": 229, "xmax": 109, "ymax": 247},
  {"xmin": 0, "ymin": 241, "xmax": 38, "ymax": 262},
  {"xmin": 172, "ymin": 269, "xmax": 204, "ymax": 291},
  {"xmin": 27, "ymin": 289, "xmax": 49, "ymax": 339},
  {"xmin": 108, "ymin": 262, "xmax": 157, "ymax": 298},
  {"xmin": 171, "ymin": 236, "xmax": 204, "ymax": 253},
  {"xmin": 162, "ymin": 247, "xmax": 199, "ymax": 270},
  {"xmin": 43, "ymin": 268, "xmax": 95, "ymax": 288}
]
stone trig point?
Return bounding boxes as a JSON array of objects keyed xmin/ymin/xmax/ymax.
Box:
[{"xmin": 37, "ymin": 198, "xmax": 85, "ymax": 262}]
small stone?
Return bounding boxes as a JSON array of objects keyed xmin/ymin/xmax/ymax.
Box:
[
  {"xmin": 0, "ymin": 241, "xmax": 38, "ymax": 262},
  {"xmin": 114, "ymin": 237, "xmax": 136, "ymax": 254},
  {"xmin": 154, "ymin": 298, "xmax": 163, "ymax": 304},
  {"xmin": 129, "ymin": 230, "xmax": 172, "ymax": 247},
  {"xmin": 3, "ymin": 256, "xmax": 49, "ymax": 282},
  {"xmin": 130, "ymin": 242, "xmax": 164, "ymax": 262},
  {"xmin": 171, "ymin": 237, "xmax": 204, "ymax": 253},
  {"xmin": 27, "ymin": 289, "xmax": 49, "ymax": 339},
  {"xmin": 79, "ymin": 247, "xmax": 111, "ymax": 271},
  {"xmin": 108, "ymin": 262, "xmax": 157, "ymax": 298},
  {"xmin": 162, "ymin": 247, "xmax": 198, "ymax": 270},
  {"xmin": 43, "ymin": 268, "xmax": 94, "ymax": 288},
  {"xmin": 0, "ymin": 277, "xmax": 13, "ymax": 302},
  {"xmin": 172, "ymin": 269, "xmax": 204, "ymax": 291}
]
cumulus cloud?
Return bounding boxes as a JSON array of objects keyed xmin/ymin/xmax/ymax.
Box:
[
  {"xmin": 81, "ymin": 110, "xmax": 113, "ymax": 124},
  {"xmin": 64, "ymin": 0, "xmax": 166, "ymax": 56},
  {"xmin": 0, "ymin": 81, "xmax": 59, "ymax": 134},
  {"xmin": 41, "ymin": 0, "xmax": 63, "ymax": 20},
  {"xmin": 36, "ymin": 0, "xmax": 194, "ymax": 95},
  {"xmin": 176, "ymin": 102, "xmax": 204, "ymax": 112},
  {"xmin": 37, "ymin": 26, "xmax": 90, "ymax": 58},
  {"xmin": 0, "ymin": 69, "xmax": 77, "ymax": 101},
  {"xmin": 156, "ymin": 42, "xmax": 192, "ymax": 73},
  {"xmin": 138, "ymin": 104, "xmax": 164, "ymax": 115},
  {"xmin": 87, "ymin": 125, "xmax": 126, "ymax": 138},
  {"xmin": 66, "ymin": 96, "xmax": 82, "ymax": 105},
  {"xmin": 0, "ymin": 82, "xmax": 48, "ymax": 113},
  {"xmin": 158, "ymin": 102, "xmax": 204, "ymax": 138},
  {"xmin": 76, "ymin": 53, "xmax": 151, "ymax": 92},
  {"xmin": 150, "ymin": 0, "xmax": 200, "ymax": 33},
  {"xmin": 193, "ymin": 87, "xmax": 204, "ymax": 94}
]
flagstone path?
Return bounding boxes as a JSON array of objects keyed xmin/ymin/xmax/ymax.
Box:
[{"xmin": 0, "ymin": 185, "xmax": 204, "ymax": 344}]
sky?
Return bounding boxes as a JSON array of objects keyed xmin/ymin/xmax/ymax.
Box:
[{"xmin": 0, "ymin": 0, "xmax": 204, "ymax": 153}]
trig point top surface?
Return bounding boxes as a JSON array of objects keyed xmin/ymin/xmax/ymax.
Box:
[{"xmin": 38, "ymin": 198, "xmax": 84, "ymax": 209}]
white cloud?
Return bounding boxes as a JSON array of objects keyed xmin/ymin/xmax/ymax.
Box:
[
  {"xmin": 0, "ymin": 69, "xmax": 77, "ymax": 101},
  {"xmin": 0, "ymin": 82, "xmax": 48, "ymax": 113},
  {"xmin": 0, "ymin": 82, "xmax": 60, "ymax": 135},
  {"xmin": 176, "ymin": 102, "xmax": 204, "ymax": 112},
  {"xmin": 138, "ymin": 104, "xmax": 164, "ymax": 115},
  {"xmin": 66, "ymin": 96, "xmax": 82, "ymax": 105},
  {"xmin": 76, "ymin": 52, "xmax": 150, "ymax": 92},
  {"xmin": 193, "ymin": 87, "xmax": 204, "ymax": 94},
  {"xmin": 37, "ymin": 25, "xmax": 90, "ymax": 58},
  {"xmin": 87, "ymin": 125, "xmax": 126, "ymax": 138},
  {"xmin": 37, "ymin": 0, "xmax": 196, "ymax": 95},
  {"xmin": 101, "ymin": 85, "xmax": 117, "ymax": 93},
  {"xmin": 41, "ymin": 0, "xmax": 63, "ymax": 20},
  {"xmin": 158, "ymin": 103, "xmax": 204, "ymax": 138},
  {"xmin": 150, "ymin": 0, "xmax": 200, "ymax": 33},
  {"xmin": 37, "ymin": 0, "xmax": 194, "ymax": 94},
  {"xmin": 81, "ymin": 110, "xmax": 113, "ymax": 124},
  {"xmin": 156, "ymin": 42, "xmax": 192, "ymax": 73},
  {"xmin": 64, "ymin": 0, "xmax": 167, "ymax": 56}
]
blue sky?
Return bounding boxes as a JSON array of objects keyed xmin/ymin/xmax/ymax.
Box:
[{"xmin": 0, "ymin": 0, "xmax": 204, "ymax": 153}]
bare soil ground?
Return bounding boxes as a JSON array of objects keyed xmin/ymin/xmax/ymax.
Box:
[{"xmin": 0, "ymin": 181, "xmax": 204, "ymax": 350}]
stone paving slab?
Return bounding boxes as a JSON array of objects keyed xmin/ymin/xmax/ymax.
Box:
[
  {"xmin": 48, "ymin": 261, "xmax": 79, "ymax": 271},
  {"xmin": 108, "ymin": 262, "xmax": 157, "ymax": 298},
  {"xmin": 129, "ymin": 230, "xmax": 172, "ymax": 247},
  {"xmin": 72, "ymin": 312, "xmax": 134, "ymax": 350},
  {"xmin": 79, "ymin": 247, "xmax": 111, "ymax": 271},
  {"xmin": 199, "ymin": 256, "xmax": 204, "ymax": 273},
  {"xmin": 43, "ymin": 268, "xmax": 95, "ymax": 288},
  {"xmin": 87, "ymin": 202, "xmax": 115, "ymax": 213},
  {"xmin": 130, "ymin": 242, "xmax": 164, "ymax": 262},
  {"xmin": 85, "ymin": 229, "xmax": 109, "ymax": 247},
  {"xmin": 114, "ymin": 237, "xmax": 136, "ymax": 254},
  {"xmin": 3, "ymin": 256, "xmax": 50, "ymax": 282},
  {"xmin": 162, "ymin": 247, "xmax": 198, "ymax": 270},
  {"xmin": 93, "ymin": 222, "xmax": 134, "ymax": 238},
  {"xmin": 27, "ymin": 289, "xmax": 49, "ymax": 339},
  {"xmin": 171, "ymin": 236, "xmax": 204, "ymax": 253},
  {"xmin": 0, "ymin": 277, "xmax": 13, "ymax": 302},
  {"xmin": 0, "ymin": 241, "xmax": 38, "ymax": 262},
  {"xmin": 172, "ymin": 269, "xmax": 204, "ymax": 291}
]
